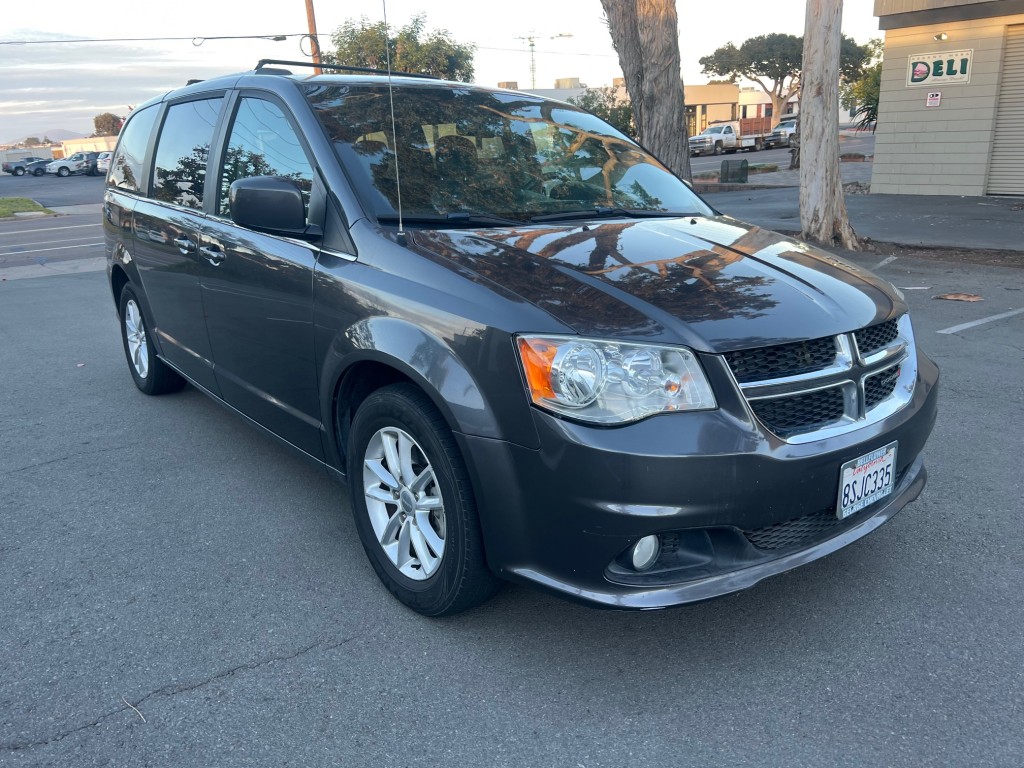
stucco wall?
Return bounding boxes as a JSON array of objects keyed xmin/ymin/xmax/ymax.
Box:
[
  {"xmin": 871, "ymin": 11, "xmax": 1024, "ymax": 194},
  {"xmin": 61, "ymin": 136, "xmax": 118, "ymax": 155},
  {"xmin": 875, "ymin": 0, "xmax": 995, "ymax": 15}
]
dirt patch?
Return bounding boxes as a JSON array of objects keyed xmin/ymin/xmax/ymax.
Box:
[
  {"xmin": 778, "ymin": 233, "xmax": 1024, "ymax": 269},
  {"xmin": 858, "ymin": 241, "xmax": 1024, "ymax": 269}
]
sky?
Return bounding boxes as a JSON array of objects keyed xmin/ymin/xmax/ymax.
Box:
[{"xmin": 0, "ymin": 0, "xmax": 881, "ymax": 143}]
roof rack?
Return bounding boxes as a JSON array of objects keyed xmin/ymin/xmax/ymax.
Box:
[{"xmin": 254, "ymin": 59, "xmax": 439, "ymax": 80}]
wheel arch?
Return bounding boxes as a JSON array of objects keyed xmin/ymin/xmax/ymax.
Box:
[
  {"xmin": 110, "ymin": 263, "xmax": 130, "ymax": 308},
  {"xmin": 322, "ymin": 317, "xmax": 515, "ymax": 473}
]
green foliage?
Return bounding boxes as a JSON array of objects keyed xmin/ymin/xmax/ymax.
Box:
[
  {"xmin": 842, "ymin": 38, "xmax": 882, "ymax": 132},
  {"xmin": 23, "ymin": 137, "xmax": 41, "ymax": 146},
  {"xmin": 567, "ymin": 88, "xmax": 636, "ymax": 139},
  {"xmin": 93, "ymin": 112, "xmax": 123, "ymax": 136},
  {"xmin": 700, "ymin": 34, "xmax": 804, "ymax": 90},
  {"xmin": 328, "ymin": 14, "xmax": 475, "ymax": 81},
  {"xmin": 700, "ymin": 33, "xmax": 870, "ymax": 95},
  {"xmin": 0, "ymin": 198, "xmax": 52, "ymax": 218}
]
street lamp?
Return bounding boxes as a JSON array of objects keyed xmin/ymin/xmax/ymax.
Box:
[{"xmin": 514, "ymin": 32, "xmax": 572, "ymax": 89}]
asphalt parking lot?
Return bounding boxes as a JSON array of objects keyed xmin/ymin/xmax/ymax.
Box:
[{"xmin": 1, "ymin": 173, "xmax": 1022, "ymax": 766}]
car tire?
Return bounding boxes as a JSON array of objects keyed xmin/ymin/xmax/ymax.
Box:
[
  {"xmin": 57, "ymin": 166, "xmax": 70, "ymax": 177},
  {"xmin": 118, "ymin": 285, "xmax": 186, "ymax": 396},
  {"xmin": 13, "ymin": 167, "xmax": 24, "ymax": 176},
  {"xmin": 33, "ymin": 168, "xmax": 45, "ymax": 176},
  {"xmin": 713, "ymin": 142, "xmax": 723, "ymax": 156},
  {"xmin": 347, "ymin": 383, "xmax": 500, "ymax": 616}
]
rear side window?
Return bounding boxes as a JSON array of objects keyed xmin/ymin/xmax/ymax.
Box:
[
  {"xmin": 108, "ymin": 105, "xmax": 158, "ymax": 192},
  {"xmin": 218, "ymin": 97, "xmax": 313, "ymax": 219},
  {"xmin": 151, "ymin": 97, "xmax": 225, "ymax": 209}
]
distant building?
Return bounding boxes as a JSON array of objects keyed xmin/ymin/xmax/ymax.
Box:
[
  {"xmin": 872, "ymin": 0, "xmax": 1024, "ymax": 196},
  {"xmin": 61, "ymin": 136, "xmax": 118, "ymax": 155},
  {"xmin": 515, "ymin": 78, "xmax": 850, "ymax": 138}
]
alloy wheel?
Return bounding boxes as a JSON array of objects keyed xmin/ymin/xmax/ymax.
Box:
[
  {"xmin": 362, "ymin": 426, "xmax": 446, "ymax": 580},
  {"xmin": 124, "ymin": 299, "xmax": 149, "ymax": 379}
]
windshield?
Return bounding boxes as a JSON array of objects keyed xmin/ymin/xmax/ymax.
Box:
[
  {"xmin": 699, "ymin": 126, "xmax": 723, "ymax": 135},
  {"xmin": 304, "ymin": 83, "xmax": 712, "ymax": 222}
]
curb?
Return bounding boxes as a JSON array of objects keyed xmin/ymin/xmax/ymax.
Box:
[{"xmin": 692, "ymin": 182, "xmax": 796, "ymax": 192}]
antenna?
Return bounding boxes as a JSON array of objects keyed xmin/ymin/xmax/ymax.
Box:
[
  {"xmin": 513, "ymin": 32, "xmax": 573, "ymax": 89},
  {"xmin": 381, "ymin": 0, "xmax": 406, "ymax": 245}
]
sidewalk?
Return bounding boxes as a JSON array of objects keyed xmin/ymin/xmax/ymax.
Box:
[{"xmin": 702, "ymin": 186, "xmax": 1022, "ymax": 251}]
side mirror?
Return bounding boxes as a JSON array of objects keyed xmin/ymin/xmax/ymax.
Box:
[{"xmin": 229, "ymin": 176, "xmax": 316, "ymax": 238}]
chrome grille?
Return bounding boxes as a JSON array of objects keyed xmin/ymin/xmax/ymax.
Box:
[
  {"xmin": 855, "ymin": 319, "xmax": 899, "ymax": 357},
  {"xmin": 724, "ymin": 336, "xmax": 836, "ymax": 384},
  {"xmin": 865, "ymin": 365, "xmax": 900, "ymax": 410},
  {"xmin": 725, "ymin": 315, "xmax": 915, "ymax": 442},
  {"xmin": 750, "ymin": 387, "xmax": 845, "ymax": 437}
]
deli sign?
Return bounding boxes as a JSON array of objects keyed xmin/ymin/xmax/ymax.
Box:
[{"xmin": 907, "ymin": 50, "xmax": 973, "ymax": 86}]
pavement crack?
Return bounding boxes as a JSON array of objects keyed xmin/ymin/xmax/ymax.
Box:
[
  {"xmin": 0, "ymin": 633, "xmax": 358, "ymax": 753},
  {"xmin": 4, "ymin": 445, "xmax": 138, "ymax": 476}
]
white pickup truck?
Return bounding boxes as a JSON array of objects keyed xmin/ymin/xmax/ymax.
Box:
[
  {"xmin": 764, "ymin": 119, "xmax": 798, "ymax": 149},
  {"xmin": 688, "ymin": 117, "xmax": 773, "ymax": 156}
]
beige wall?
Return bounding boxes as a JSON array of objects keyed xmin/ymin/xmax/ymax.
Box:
[
  {"xmin": 62, "ymin": 136, "xmax": 118, "ymax": 155},
  {"xmin": 685, "ymin": 84, "xmax": 739, "ymax": 129},
  {"xmin": 871, "ymin": 11, "xmax": 1024, "ymax": 194},
  {"xmin": 875, "ymin": 0, "xmax": 996, "ymax": 15}
]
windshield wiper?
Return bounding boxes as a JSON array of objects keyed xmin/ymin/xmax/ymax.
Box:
[
  {"xmin": 377, "ymin": 212, "xmax": 525, "ymax": 228},
  {"xmin": 529, "ymin": 207, "xmax": 690, "ymax": 223}
]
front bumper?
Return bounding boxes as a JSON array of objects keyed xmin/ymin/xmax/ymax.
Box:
[{"xmin": 458, "ymin": 351, "xmax": 938, "ymax": 609}]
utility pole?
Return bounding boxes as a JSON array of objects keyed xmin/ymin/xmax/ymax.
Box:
[
  {"xmin": 514, "ymin": 32, "xmax": 572, "ymax": 88},
  {"xmin": 304, "ymin": 0, "xmax": 322, "ymax": 74}
]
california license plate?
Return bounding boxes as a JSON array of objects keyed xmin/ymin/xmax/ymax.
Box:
[{"xmin": 837, "ymin": 441, "xmax": 897, "ymax": 519}]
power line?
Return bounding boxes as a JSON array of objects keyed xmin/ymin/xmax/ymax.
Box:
[
  {"xmin": 0, "ymin": 33, "xmax": 307, "ymax": 46},
  {"xmin": 478, "ymin": 45, "xmax": 617, "ymax": 59}
]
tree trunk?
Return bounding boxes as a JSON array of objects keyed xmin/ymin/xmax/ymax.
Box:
[
  {"xmin": 601, "ymin": 0, "xmax": 692, "ymax": 181},
  {"xmin": 799, "ymin": 0, "xmax": 859, "ymax": 249}
]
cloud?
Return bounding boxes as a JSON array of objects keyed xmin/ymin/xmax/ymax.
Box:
[{"xmin": 0, "ymin": 30, "xmax": 263, "ymax": 140}]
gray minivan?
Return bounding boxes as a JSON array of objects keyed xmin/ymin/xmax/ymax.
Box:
[{"xmin": 103, "ymin": 61, "xmax": 938, "ymax": 615}]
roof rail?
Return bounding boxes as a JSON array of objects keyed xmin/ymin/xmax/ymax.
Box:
[{"xmin": 254, "ymin": 59, "xmax": 439, "ymax": 80}]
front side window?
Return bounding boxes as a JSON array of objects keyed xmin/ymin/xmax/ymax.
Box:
[
  {"xmin": 218, "ymin": 97, "xmax": 314, "ymax": 219},
  {"xmin": 151, "ymin": 97, "xmax": 225, "ymax": 209},
  {"xmin": 108, "ymin": 105, "xmax": 157, "ymax": 192},
  {"xmin": 304, "ymin": 84, "xmax": 712, "ymax": 222}
]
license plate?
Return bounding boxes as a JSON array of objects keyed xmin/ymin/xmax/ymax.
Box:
[{"xmin": 837, "ymin": 441, "xmax": 897, "ymax": 520}]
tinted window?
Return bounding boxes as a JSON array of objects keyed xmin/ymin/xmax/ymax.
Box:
[
  {"xmin": 108, "ymin": 106, "xmax": 158, "ymax": 192},
  {"xmin": 304, "ymin": 84, "xmax": 712, "ymax": 221},
  {"xmin": 219, "ymin": 97, "xmax": 313, "ymax": 219},
  {"xmin": 151, "ymin": 97, "xmax": 224, "ymax": 209}
]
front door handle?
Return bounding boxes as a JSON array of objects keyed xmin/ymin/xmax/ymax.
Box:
[
  {"xmin": 199, "ymin": 245, "xmax": 225, "ymax": 266},
  {"xmin": 173, "ymin": 236, "xmax": 196, "ymax": 254}
]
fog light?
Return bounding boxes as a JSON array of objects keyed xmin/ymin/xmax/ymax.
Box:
[{"xmin": 631, "ymin": 535, "xmax": 661, "ymax": 571}]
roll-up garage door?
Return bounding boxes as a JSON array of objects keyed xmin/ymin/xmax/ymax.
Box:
[{"xmin": 987, "ymin": 25, "xmax": 1024, "ymax": 195}]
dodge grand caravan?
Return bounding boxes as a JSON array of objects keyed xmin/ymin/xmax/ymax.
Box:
[{"xmin": 103, "ymin": 61, "xmax": 938, "ymax": 615}]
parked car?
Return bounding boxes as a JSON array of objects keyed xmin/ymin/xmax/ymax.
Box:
[
  {"xmin": 2, "ymin": 156, "xmax": 48, "ymax": 175},
  {"xmin": 96, "ymin": 151, "xmax": 113, "ymax": 174},
  {"xmin": 688, "ymin": 119, "xmax": 772, "ymax": 156},
  {"xmin": 765, "ymin": 119, "xmax": 798, "ymax": 149},
  {"xmin": 47, "ymin": 151, "xmax": 100, "ymax": 177},
  {"xmin": 104, "ymin": 63, "xmax": 938, "ymax": 616},
  {"xmin": 23, "ymin": 159, "xmax": 50, "ymax": 176}
]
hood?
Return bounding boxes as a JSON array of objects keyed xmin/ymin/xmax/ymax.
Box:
[{"xmin": 407, "ymin": 216, "xmax": 904, "ymax": 352}]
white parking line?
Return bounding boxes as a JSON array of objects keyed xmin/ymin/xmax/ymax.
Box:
[
  {"xmin": 875, "ymin": 256, "xmax": 898, "ymax": 269},
  {"xmin": 0, "ymin": 241, "xmax": 103, "ymax": 257},
  {"xmin": 0, "ymin": 223, "xmax": 101, "ymax": 237},
  {"xmin": 0, "ymin": 235, "xmax": 104, "ymax": 250},
  {"xmin": 937, "ymin": 308, "xmax": 1024, "ymax": 335}
]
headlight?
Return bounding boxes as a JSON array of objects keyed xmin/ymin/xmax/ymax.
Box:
[{"xmin": 516, "ymin": 335, "xmax": 716, "ymax": 424}]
